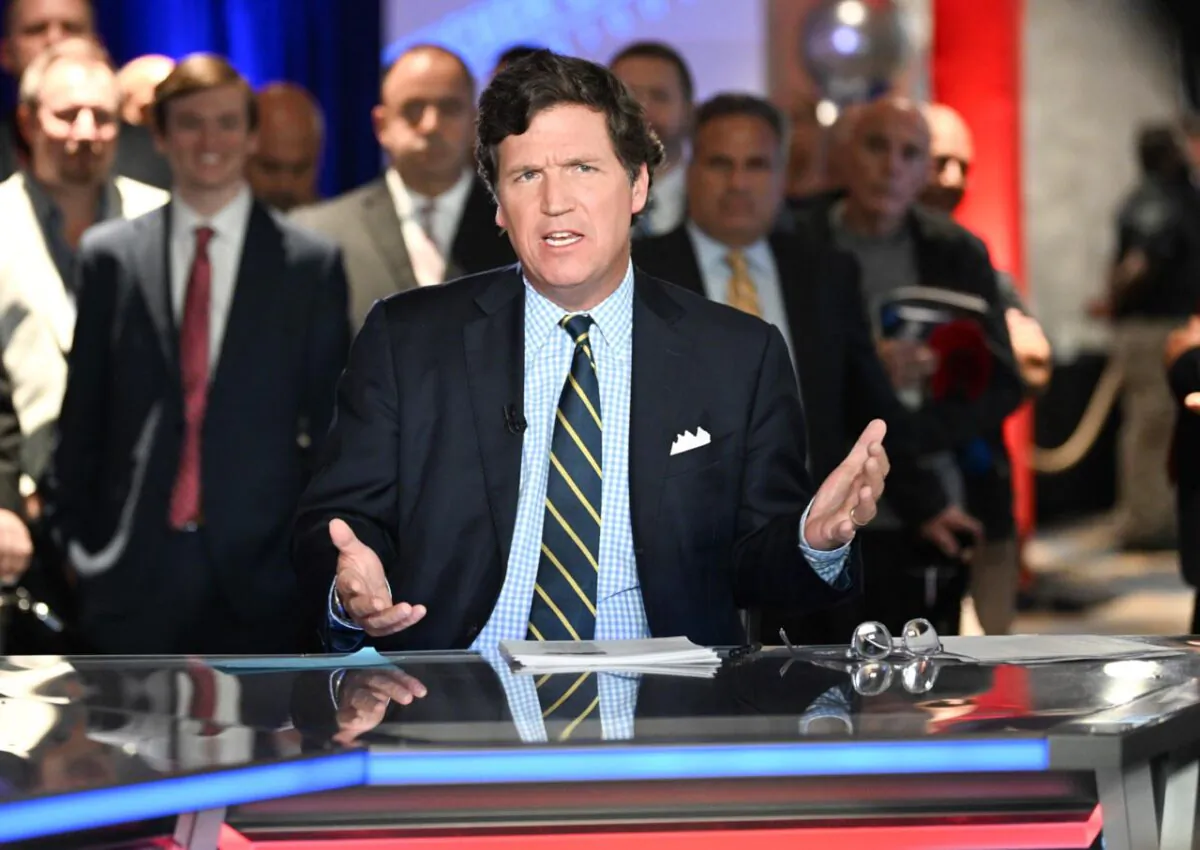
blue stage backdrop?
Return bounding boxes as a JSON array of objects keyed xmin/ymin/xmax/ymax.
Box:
[
  {"xmin": 91, "ymin": 0, "xmax": 382, "ymax": 198},
  {"xmin": 381, "ymin": 0, "xmax": 765, "ymax": 100}
]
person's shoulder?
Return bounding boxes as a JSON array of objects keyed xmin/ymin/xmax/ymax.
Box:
[
  {"xmin": 630, "ymin": 225, "xmax": 690, "ymax": 268},
  {"xmin": 268, "ymin": 203, "xmax": 343, "ymax": 259},
  {"xmin": 291, "ymin": 179, "xmax": 385, "ymax": 230},
  {"xmin": 1119, "ymin": 180, "xmax": 1181, "ymax": 235},
  {"xmin": 373, "ymin": 263, "xmax": 522, "ymax": 327},
  {"xmin": 637, "ymin": 269, "xmax": 778, "ymax": 345},
  {"xmin": 80, "ymin": 209, "xmax": 155, "ymax": 258},
  {"xmin": 113, "ymin": 176, "xmax": 169, "ymax": 218},
  {"xmin": 910, "ymin": 204, "xmax": 978, "ymax": 244},
  {"xmin": 0, "ymin": 172, "xmax": 24, "ymax": 205}
]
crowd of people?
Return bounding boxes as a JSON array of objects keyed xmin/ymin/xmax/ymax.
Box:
[{"xmin": 1, "ymin": 0, "xmax": 1195, "ymax": 660}]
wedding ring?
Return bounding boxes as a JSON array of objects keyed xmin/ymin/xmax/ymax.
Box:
[{"xmin": 849, "ymin": 506, "xmax": 866, "ymax": 527}]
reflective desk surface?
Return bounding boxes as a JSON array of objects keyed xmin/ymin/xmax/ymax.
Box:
[{"xmin": 3, "ymin": 637, "xmax": 1200, "ymax": 849}]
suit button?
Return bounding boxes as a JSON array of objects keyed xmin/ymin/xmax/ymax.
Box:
[{"xmin": 465, "ymin": 623, "xmax": 480, "ymax": 640}]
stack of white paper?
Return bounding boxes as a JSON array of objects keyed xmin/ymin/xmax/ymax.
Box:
[
  {"xmin": 499, "ymin": 637, "xmax": 722, "ymax": 677},
  {"xmin": 938, "ymin": 635, "xmax": 1184, "ymax": 665}
]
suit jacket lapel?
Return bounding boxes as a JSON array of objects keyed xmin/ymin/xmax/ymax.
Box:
[
  {"xmin": 207, "ymin": 202, "xmax": 282, "ymax": 405},
  {"xmin": 360, "ymin": 179, "xmax": 417, "ymax": 296},
  {"xmin": 629, "ymin": 272, "xmax": 691, "ymax": 564},
  {"xmin": 463, "ymin": 268, "xmax": 525, "ymax": 564},
  {"xmin": 136, "ymin": 204, "xmax": 178, "ymax": 376},
  {"xmin": 447, "ymin": 179, "xmax": 495, "ymax": 280},
  {"xmin": 770, "ymin": 231, "xmax": 822, "ymax": 399},
  {"xmin": 659, "ymin": 227, "xmax": 707, "ymax": 297}
]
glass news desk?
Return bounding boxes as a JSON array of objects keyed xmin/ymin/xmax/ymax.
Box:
[{"xmin": 3, "ymin": 639, "xmax": 1200, "ymax": 850}]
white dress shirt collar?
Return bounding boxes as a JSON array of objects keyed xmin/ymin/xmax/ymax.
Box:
[
  {"xmin": 385, "ymin": 168, "xmax": 474, "ymax": 235},
  {"xmin": 522, "ymin": 260, "xmax": 636, "ymax": 361},
  {"xmin": 171, "ymin": 183, "xmax": 253, "ymax": 246},
  {"xmin": 685, "ymin": 220, "xmax": 773, "ymax": 278}
]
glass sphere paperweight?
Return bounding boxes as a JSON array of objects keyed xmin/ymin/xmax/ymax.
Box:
[
  {"xmin": 900, "ymin": 618, "xmax": 942, "ymax": 657},
  {"xmin": 851, "ymin": 620, "xmax": 893, "ymax": 660}
]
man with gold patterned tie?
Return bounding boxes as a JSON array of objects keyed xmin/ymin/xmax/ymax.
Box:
[
  {"xmin": 295, "ymin": 54, "xmax": 893, "ymax": 670},
  {"xmin": 633, "ymin": 93, "xmax": 982, "ymax": 643}
]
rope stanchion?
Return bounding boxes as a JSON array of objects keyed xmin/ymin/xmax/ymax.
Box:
[{"xmin": 1030, "ymin": 360, "xmax": 1124, "ymax": 475}]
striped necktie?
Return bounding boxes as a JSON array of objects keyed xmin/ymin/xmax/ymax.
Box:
[
  {"xmin": 536, "ymin": 671, "xmax": 601, "ymax": 741},
  {"xmin": 528, "ymin": 314, "xmax": 602, "ymax": 643}
]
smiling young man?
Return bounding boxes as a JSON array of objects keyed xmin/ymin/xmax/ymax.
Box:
[
  {"xmin": 294, "ymin": 51, "xmax": 890, "ymax": 657},
  {"xmin": 49, "ymin": 54, "xmax": 350, "ymax": 654}
]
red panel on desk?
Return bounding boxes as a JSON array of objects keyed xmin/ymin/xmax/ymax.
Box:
[{"xmin": 223, "ymin": 804, "xmax": 1102, "ymax": 850}]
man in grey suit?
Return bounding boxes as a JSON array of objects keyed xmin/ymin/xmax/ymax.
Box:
[{"xmin": 292, "ymin": 44, "xmax": 515, "ymax": 329}]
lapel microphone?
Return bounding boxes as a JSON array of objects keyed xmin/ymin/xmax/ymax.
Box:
[{"xmin": 503, "ymin": 404, "xmax": 526, "ymax": 435}]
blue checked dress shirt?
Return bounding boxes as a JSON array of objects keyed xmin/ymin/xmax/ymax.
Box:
[{"xmin": 328, "ymin": 261, "xmax": 850, "ymax": 650}]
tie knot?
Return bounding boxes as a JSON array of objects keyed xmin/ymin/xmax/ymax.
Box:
[
  {"xmin": 560, "ymin": 314, "xmax": 594, "ymax": 345},
  {"xmin": 195, "ymin": 226, "xmax": 215, "ymax": 250},
  {"xmin": 725, "ymin": 249, "xmax": 748, "ymax": 275}
]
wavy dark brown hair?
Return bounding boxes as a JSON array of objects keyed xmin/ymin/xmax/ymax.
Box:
[{"xmin": 475, "ymin": 50, "xmax": 664, "ymax": 197}]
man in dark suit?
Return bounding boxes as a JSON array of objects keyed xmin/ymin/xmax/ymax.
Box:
[
  {"xmin": 793, "ymin": 98, "xmax": 1022, "ymax": 635},
  {"xmin": 292, "ymin": 45, "xmax": 515, "ymax": 330},
  {"xmin": 632, "ymin": 94, "xmax": 983, "ymax": 644},
  {"xmin": 293, "ymin": 51, "xmax": 890, "ymax": 658},
  {"xmin": 45, "ymin": 54, "xmax": 350, "ymax": 655},
  {"xmin": 1165, "ymin": 317, "xmax": 1200, "ymax": 630}
]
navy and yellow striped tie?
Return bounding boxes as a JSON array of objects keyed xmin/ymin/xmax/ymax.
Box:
[
  {"xmin": 537, "ymin": 671, "xmax": 601, "ymax": 741},
  {"xmin": 528, "ymin": 314, "xmax": 602, "ymax": 643}
]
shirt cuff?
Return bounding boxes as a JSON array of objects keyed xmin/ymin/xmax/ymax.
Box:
[
  {"xmin": 327, "ymin": 580, "xmax": 366, "ymax": 653},
  {"xmin": 799, "ymin": 685, "xmax": 854, "ymax": 734},
  {"xmin": 328, "ymin": 579, "xmax": 362, "ymax": 630},
  {"xmin": 798, "ymin": 499, "xmax": 852, "ymax": 586}
]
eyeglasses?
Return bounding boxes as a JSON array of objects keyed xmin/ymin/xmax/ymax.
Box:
[
  {"xmin": 779, "ymin": 619, "xmax": 944, "ymax": 696},
  {"xmin": 778, "ymin": 618, "xmax": 943, "ymax": 662}
]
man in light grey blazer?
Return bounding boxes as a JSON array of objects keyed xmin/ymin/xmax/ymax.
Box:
[
  {"xmin": 0, "ymin": 38, "xmax": 166, "ymax": 496},
  {"xmin": 292, "ymin": 44, "xmax": 514, "ymax": 329}
]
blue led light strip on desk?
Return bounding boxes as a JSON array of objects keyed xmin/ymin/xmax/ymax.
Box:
[
  {"xmin": 0, "ymin": 753, "xmax": 365, "ymax": 844},
  {"xmin": 367, "ymin": 739, "xmax": 1050, "ymax": 785},
  {"xmin": 0, "ymin": 739, "xmax": 1049, "ymax": 844}
]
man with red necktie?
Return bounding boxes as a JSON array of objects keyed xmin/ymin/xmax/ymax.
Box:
[{"xmin": 46, "ymin": 54, "xmax": 350, "ymax": 655}]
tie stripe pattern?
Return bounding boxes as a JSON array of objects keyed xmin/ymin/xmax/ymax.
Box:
[
  {"xmin": 537, "ymin": 671, "xmax": 601, "ymax": 741},
  {"xmin": 528, "ymin": 314, "xmax": 602, "ymax": 643}
]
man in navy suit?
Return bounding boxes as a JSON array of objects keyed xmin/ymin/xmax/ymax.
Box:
[
  {"xmin": 294, "ymin": 52, "xmax": 889, "ymax": 657},
  {"xmin": 48, "ymin": 54, "xmax": 349, "ymax": 654}
]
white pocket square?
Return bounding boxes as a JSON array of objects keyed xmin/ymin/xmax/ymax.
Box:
[{"xmin": 670, "ymin": 427, "xmax": 712, "ymax": 456}]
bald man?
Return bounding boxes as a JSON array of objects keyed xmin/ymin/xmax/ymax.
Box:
[
  {"xmin": 292, "ymin": 45, "xmax": 515, "ymax": 329},
  {"xmin": 919, "ymin": 103, "xmax": 974, "ymax": 214},
  {"xmin": 792, "ymin": 97, "xmax": 1023, "ymax": 635},
  {"xmin": 247, "ymin": 82, "xmax": 324, "ymax": 212},
  {"xmin": 116, "ymin": 54, "xmax": 173, "ymax": 126},
  {"xmin": 922, "ymin": 102, "xmax": 1051, "ymax": 397}
]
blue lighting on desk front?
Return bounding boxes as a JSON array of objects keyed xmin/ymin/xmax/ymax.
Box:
[
  {"xmin": 0, "ymin": 753, "xmax": 365, "ymax": 844},
  {"xmin": 367, "ymin": 739, "xmax": 1050, "ymax": 785},
  {"xmin": 0, "ymin": 739, "xmax": 1048, "ymax": 843}
]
